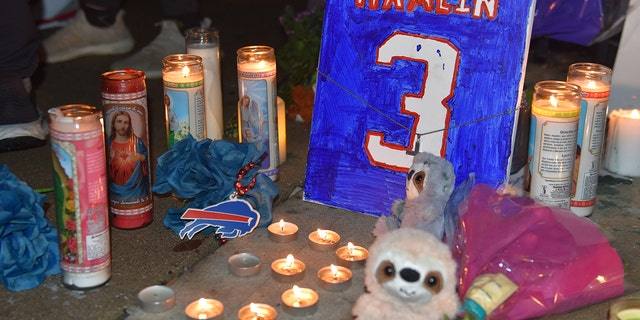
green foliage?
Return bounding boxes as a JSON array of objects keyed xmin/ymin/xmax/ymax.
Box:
[{"xmin": 277, "ymin": 3, "xmax": 325, "ymax": 104}]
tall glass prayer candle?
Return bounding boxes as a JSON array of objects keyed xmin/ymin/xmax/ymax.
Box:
[
  {"xmin": 100, "ymin": 69, "xmax": 153, "ymax": 229},
  {"xmin": 49, "ymin": 105, "xmax": 111, "ymax": 289},
  {"xmin": 566, "ymin": 63, "xmax": 612, "ymax": 217},
  {"xmin": 528, "ymin": 81, "xmax": 581, "ymax": 208},
  {"xmin": 185, "ymin": 27, "xmax": 223, "ymax": 140},
  {"xmin": 237, "ymin": 46, "xmax": 279, "ymax": 180},
  {"xmin": 162, "ymin": 54, "xmax": 205, "ymax": 148}
]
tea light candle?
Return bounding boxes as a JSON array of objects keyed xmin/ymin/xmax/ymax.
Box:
[
  {"xmin": 308, "ymin": 229, "xmax": 340, "ymax": 251},
  {"xmin": 336, "ymin": 242, "xmax": 369, "ymax": 268},
  {"xmin": 604, "ymin": 109, "xmax": 640, "ymax": 177},
  {"xmin": 138, "ymin": 285, "xmax": 176, "ymax": 313},
  {"xmin": 609, "ymin": 297, "xmax": 640, "ymax": 320},
  {"xmin": 281, "ymin": 285, "xmax": 319, "ymax": 317},
  {"xmin": 317, "ymin": 264, "xmax": 353, "ymax": 291},
  {"xmin": 271, "ymin": 254, "xmax": 305, "ymax": 282},
  {"xmin": 227, "ymin": 253, "xmax": 262, "ymax": 277},
  {"xmin": 185, "ymin": 298, "xmax": 224, "ymax": 319},
  {"xmin": 237, "ymin": 302, "xmax": 278, "ymax": 320},
  {"xmin": 267, "ymin": 219, "xmax": 298, "ymax": 243}
]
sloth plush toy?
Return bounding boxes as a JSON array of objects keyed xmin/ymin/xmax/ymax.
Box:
[
  {"xmin": 353, "ymin": 228, "xmax": 460, "ymax": 320},
  {"xmin": 373, "ymin": 152, "xmax": 456, "ymax": 240}
]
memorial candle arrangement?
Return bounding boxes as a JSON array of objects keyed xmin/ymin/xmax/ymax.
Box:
[
  {"xmin": 162, "ymin": 54, "xmax": 205, "ymax": 148},
  {"xmin": 566, "ymin": 63, "xmax": 612, "ymax": 217},
  {"xmin": 237, "ymin": 45, "xmax": 279, "ymax": 180},
  {"xmin": 185, "ymin": 27, "xmax": 224, "ymax": 140},
  {"xmin": 604, "ymin": 109, "xmax": 640, "ymax": 177},
  {"xmin": 528, "ymin": 81, "xmax": 581, "ymax": 208},
  {"xmin": 185, "ymin": 298, "xmax": 224, "ymax": 319}
]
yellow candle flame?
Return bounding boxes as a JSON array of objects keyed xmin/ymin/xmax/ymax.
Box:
[
  {"xmin": 197, "ymin": 298, "xmax": 209, "ymax": 319},
  {"xmin": 250, "ymin": 302, "xmax": 259, "ymax": 313},
  {"xmin": 586, "ymin": 80, "xmax": 597, "ymax": 89},
  {"xmin": 347, "ymin": 242, "xmax": 355, "ymax": 255},
  {"xmin": 285, "ymin": 254, "xmax": 294, "ymax": 269},
  {"xmin": 330, "ymin": 264, "xmax": 338, "ymax": 278},
  {"xmin": 550, "ymin": 95, "xmax": 558, "ymax": 108},
  {"xmin": 293, "ymin": 285, "xmax": 302, "ymax": 298},
  {"xmin": 181, "ymin": 66, "xmax": 190, "ymax": 78},
  {"xmin": 279, "ymin": 219, "xmax": 285, "ymax": 231},
  {"xmin": 631, "ymin": 109, "xmax": 640, "ymax": 119},
  {"xmin": 317, "ymin": 229, "xmax": 327, "ymax": 239}
]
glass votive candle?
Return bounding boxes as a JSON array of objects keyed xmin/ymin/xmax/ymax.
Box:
[{"xmin": 308, "ymin": 229, "xmax": 340, "ymax": 251}]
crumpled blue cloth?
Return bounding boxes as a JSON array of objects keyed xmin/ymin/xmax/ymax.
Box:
[
  {"xmin": 153, "ymin": 135, "xmax": 279, "ymax": 235},
  {"xmin": 0, "ymin": 164, "xmax": 60, "ymax": 292}
]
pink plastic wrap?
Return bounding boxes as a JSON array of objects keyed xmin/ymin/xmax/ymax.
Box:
[{"xmin": 454, "ymin": 184, "xmax": 625, "ymax": 319}]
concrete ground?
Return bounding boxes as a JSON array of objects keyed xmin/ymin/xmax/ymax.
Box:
[{"xmin": 1, "ymin": 1, "xmax": 639, "ymax": 319}]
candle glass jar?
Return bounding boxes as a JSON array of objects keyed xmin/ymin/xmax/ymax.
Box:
[
  {"xmin": 162, "ymin": 54, "xmax": 205, "ymax": 147},
  {"xmin": 603, "ymin": 109, "xmax": 640, "ymax": 177},
  {"xmin": 566, "ymin": 63, "xmax": 612, "ymax": 216},
  {"xmin": 101, "ymin": 69, "xmax": 153, "ymax": 229},
  {"xmin": 237, "ymin": 45, "xmax": 279, "ymax": 180},
  {"xmin": 528, "ymin": 81, "xmax": 581, "ymax": 208},
  {"xmin": 49, "ymin": 105, "xmax": 111, "ymax": 290},
  {"xmin": 185, "ymin": 27, "xmax": 223, "ymax": 140}
]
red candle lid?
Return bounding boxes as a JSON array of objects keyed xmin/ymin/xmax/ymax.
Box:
[{"xmin": 101, "ymin": 68, "xmax": 146, "ymax": 94}]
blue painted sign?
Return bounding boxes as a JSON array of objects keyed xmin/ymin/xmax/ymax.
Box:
[{"xmin": 305, "ymin": 0, "xmax": 535, "ymax": 216}]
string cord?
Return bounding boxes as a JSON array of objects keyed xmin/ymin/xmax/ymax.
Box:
[{"xmin": 316, "ymin": 68, "xmax": 521, "ymax": 140}]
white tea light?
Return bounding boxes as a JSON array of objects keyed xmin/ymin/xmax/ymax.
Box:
[
  {"xmin": 138, "ymin": 285, "xmax": 176, "ymax": 313},
  {"xmin": 184, "ymin": 298, "xmax": 223, "ymax": 319},
  {"xmin": 227, "ymin": 252, "xmax": 262, "ymax": 277},
  {"xmin": 308, "ymin": 229, "xmax": 340, "ymax": 251}
]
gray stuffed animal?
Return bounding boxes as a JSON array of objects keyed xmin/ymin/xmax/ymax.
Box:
[{"xmin": 373, "ymin": 152, "xmax": 455, "ymax": 240}]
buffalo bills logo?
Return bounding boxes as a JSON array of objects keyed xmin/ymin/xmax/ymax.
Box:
[{"xmin": 179, "ymin": 199, "xmax": 260, "ymax": 239}]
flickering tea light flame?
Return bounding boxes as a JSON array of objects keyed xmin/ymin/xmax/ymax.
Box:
[
  {"xmin": 279, "ymin": 219, "xmax": 285, "ymax": 231},
  {"xmin": 318, "ymin": 229, "xmax": 327, "ymax": 239},
  {"xmin": 347, "ymin": 242, "xmax": 355, "ymax": 256},
  {"xmin": 330, "ymin": 264, "xmax": 338, "ymax": 278},
  {"xmin": 285, "ymin": 254, "xmax": 294, "ymax": 270}
]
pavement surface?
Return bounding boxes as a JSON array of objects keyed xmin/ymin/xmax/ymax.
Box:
[{"xmin": 1, "ymin": 1, "xmax": 639, "ymax": 319}]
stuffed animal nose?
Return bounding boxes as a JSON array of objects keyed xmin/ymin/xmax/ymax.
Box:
[{"xmin": 399, "ymin": 268, "xmax": 420, "ymax": 282}]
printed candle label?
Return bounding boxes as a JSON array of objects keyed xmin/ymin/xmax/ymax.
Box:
[
  {"xmin": 103, "ymin": 102, "xmax": 153, "ymax": 215},
  {"xmin": 571, "ymin": 91, "xmax": 609, "ymax": 208},
  {"xmin": 163, "ymin": 79, "xmax": 205, "ymax": 147},
  {"xmin": 237, "ymin": 68, "xmax": 279, "ymax": 177},
  {"xmin": 188, "ymin": 43, "xmax": 223, "ymax": 140},
  {"xmin": 529, "ymin": 115, "xmax": 578, "ymax": 208},
  {"xmin": 51, "ymin": 129, "xmax": 111, "ymax": 274}
]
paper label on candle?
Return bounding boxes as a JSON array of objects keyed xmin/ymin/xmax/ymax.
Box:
[
  {"xmin": 528, "ymin": 113, "xmax": 578, "ymax": 208},
  {"xmin": 188, "ymin": 45, "xmax": 224, "ymax": 140},
  {"xmin": 163, "ymin": 79, "xmax": 205, "ymax": 147},
  {"xmin": 102, "ymin": 102, "xmax": 153, "ymax": 220},
  {"xmin": 50, "ymin": 128, "xmax": 111, "ymax": 274},
  {"xmin": 237, "ymin": 67, "xmax": 279, "ymax": 178}
]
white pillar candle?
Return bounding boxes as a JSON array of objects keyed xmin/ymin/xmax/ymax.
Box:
[
  {"xmin": 604, "ymin": 109, "xmax": 640, "ymax": 177},
  {"xmin": 186, "ymin": 27, "xmax": 223, "ymax": 140},
  {"xmin": 566, "ymin": 63, "xmax": 612, "ymax": 217}
]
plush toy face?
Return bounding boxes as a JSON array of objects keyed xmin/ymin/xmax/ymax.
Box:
[{"xmin": 374, "ymin": 248, "xmax": 447, "ymax": 303}]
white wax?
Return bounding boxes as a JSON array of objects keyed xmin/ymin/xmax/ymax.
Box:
[
  {"xmin": 604, "ymin": 109, "xmax": 640, "ymax": 177},
  {"xmin": 188, "ymin": 44, "xmax": 223, "ymax": 140}
]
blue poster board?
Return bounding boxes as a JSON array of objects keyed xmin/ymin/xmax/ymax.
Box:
[{"xmin": 305, "ymin": 0, "xmax": 536, "ymax": 216}]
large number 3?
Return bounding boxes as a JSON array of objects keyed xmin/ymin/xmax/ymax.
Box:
[{"xmin": 365, "ymin": 31, "xmax": 460, "ymax": 172}]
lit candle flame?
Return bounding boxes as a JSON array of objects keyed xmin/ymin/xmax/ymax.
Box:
[
  {"xmin": 293, "ymin": 285, "xmax": 302, "ymax": 300},
  {"xmin": 330, "ymin": 264, "xmax": 338, "ymax": 278},
  {"xmin": 197, "ymin": 298, "xmax": 209, "ymax": 319},
  {"xmin": 181, "ymin": 66, "xmax": 190, "ymax": 78},
  {"xmin": 285, "ymin": 254, "xmax": 294, "ymax": 269},
  {"xmin": 279, "ymin": 219, "xmax": 285, "ymax": 232},
  {"xmin": 550, "ymin": 95, "xmax": 558, "ymax": 108},
  {"xmin": 347, "ymin": 242, "xmax": 355, "ymax": 256},
  {"xmin": 631, "ymin": 109, "xmax": 640, "ymax": 119},
  {"xmin": 250, "ymin": 302, "xmax": 258, "ymax": 313},
  {"xmin": 586, "ymin": 80, "xmax": 597, "ymax": 89},
  {"xmin": 317, "ymin": 229, "xmax": 327, "ymax": 239}
]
